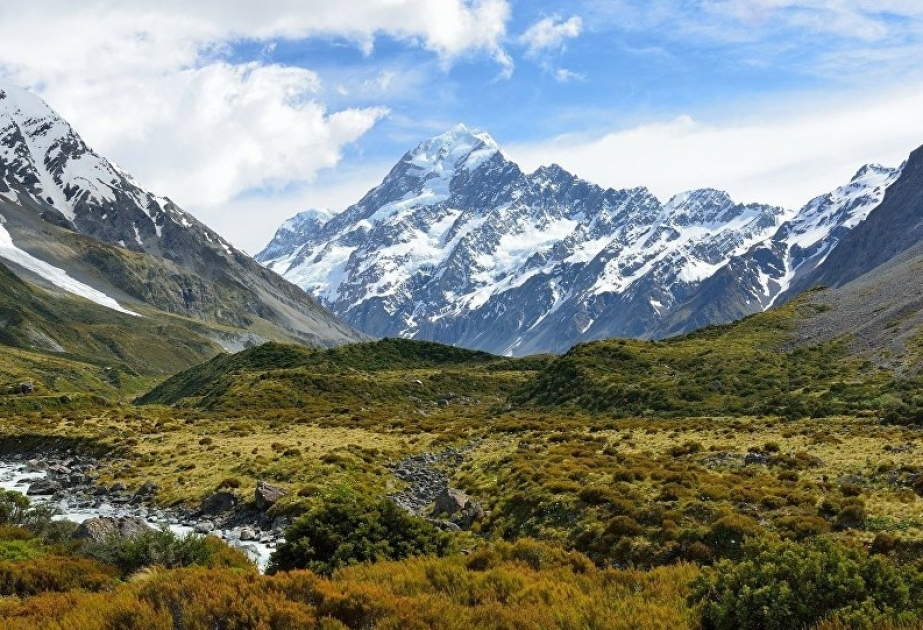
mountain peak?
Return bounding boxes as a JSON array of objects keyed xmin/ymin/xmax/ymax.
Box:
[
  {"xmin": 405, "ymin": 124, "xmax": 502, "ymax": 175},
  {"xmin": 282, "ymin": 208, "xmax": 333, "ymax": 232},
  {"xmin": 850, "ymin": 163, "xmax": 899, "ymax": 185}
]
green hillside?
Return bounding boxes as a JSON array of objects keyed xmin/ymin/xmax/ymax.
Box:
[
  {"xmin": 0, "ymin": 259, "xmax": 225, "ymax": 402},
  {"xmin": 137, "ymin": 337, "xmax": 552, "ymax": 413}
]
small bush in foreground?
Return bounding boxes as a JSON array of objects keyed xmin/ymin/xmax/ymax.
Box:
[
  {"xmin": 81, "ymin": 528, "xmax": 253, "ymax": 576},
  {"xmin": 269, "ymin": 493, "xmax": 451, "ymax": 575},
  {"xmin": 691, "ymin": 537, "xmax": 923, "ymax": 630}
]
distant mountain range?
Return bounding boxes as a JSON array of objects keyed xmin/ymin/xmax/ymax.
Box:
[
  {"xmin": 258, "ymin": 124, "xmax": 905, "ymax": 355},
  {"xmin": 0, "ymin": 81, "xmax": 360, "ymax": 381}
]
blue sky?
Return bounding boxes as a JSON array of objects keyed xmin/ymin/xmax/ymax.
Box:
[{"xmin": 2, "ymin": 1, "xmax": 923, "ymax": 252}]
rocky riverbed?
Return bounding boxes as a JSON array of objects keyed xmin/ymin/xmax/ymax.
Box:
[
  {"xmin": 0, "ymin": 452, "xmax": 288, "ymax": 572},
  {"xmin": 388, "ymin": 440, "xmax": 484, "ymax": 531}
]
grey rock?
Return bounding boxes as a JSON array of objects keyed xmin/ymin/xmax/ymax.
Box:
[
  {"xmin": 432, "ymin": 488, "xmax": 470, "ymax": 517},
  {"xmin": 72, "ymin": 516, "xmax": 153, "ymax": 544},
  {"xmin": 135, "ymin": 480, "xmax": 158, "ymax": 497},
  {"xmin": 239, "ymin": 527, "xmax": 257, "ymax": 541},
  {"xmin": 255, "ymin": 481, "xmax": 288, "ymax": 511},
  {"xmin": 200, "ymin": 490, "xmax": 238, "ymax": 516},
  {"xmin": 194, "ymin": 521, "xmax": 214, "ymax": 534},
  {"xmin": 26, "ymin": 479, "xmax": 61, "ymax": 495}
]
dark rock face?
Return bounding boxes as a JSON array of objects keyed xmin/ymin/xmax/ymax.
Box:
[
  {"xmin": 199, "ymin": 491, "xmax": 239, "ymax": 516},
  {"xmin": 260, "ymin": 124, "xmax": 905, "ymax": 354},
  {"xmin": 254, "ymin": 481, "xmax": 288, "ymax": 511},
  {"xmin": 72, "ymin": 516, "xmax": 152, "ymax": 543},
  {"xmin": 782, "ymin": 146, "xmax": 923, "ymax": 299}
]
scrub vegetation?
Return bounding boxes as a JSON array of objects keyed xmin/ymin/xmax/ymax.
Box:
[{"xmin": 3, "ymin": 294, "xmax": 923, "ymax": 628}]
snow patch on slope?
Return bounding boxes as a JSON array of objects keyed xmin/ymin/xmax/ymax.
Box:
[{"xmin": 0, "ymin": 221, "xmax": 137, "ymax": 316}]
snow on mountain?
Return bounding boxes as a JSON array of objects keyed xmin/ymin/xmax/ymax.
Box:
[
  {"xmin": 767, "ymin": 163, "xmax": 901, "ymax": 303},
  {"xmin": 263, "ymin": 125, "xmax": 874, "ymax": 355},
  {"xmin": 0, "ymin": 80, "xmax": 361, "ymax": 348},
  {"xmin": 0, "ymin": 220, "xmax": 136, "ymax": 315}
]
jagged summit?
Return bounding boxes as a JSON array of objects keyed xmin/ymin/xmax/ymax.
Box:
[
  {"xmin": 259, "ymin": 125, "xmax": 838, "ymax": 355},
  {"xmin": 399, "ymin": 123, "xmax": 504, "ymax": 184}
]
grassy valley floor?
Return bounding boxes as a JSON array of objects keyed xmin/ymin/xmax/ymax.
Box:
[{"xmin": 2, "ymin": 302, "xmax": 923, "ymax": 628}]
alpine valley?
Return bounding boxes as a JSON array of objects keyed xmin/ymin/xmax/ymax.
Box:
[
  {"xmin": 259, "ymin": 124, "xmax": 906, "ymax": 355},
  {"xmin": 6, "ymin": 80, "xmax": 923, "ymax": 630}
]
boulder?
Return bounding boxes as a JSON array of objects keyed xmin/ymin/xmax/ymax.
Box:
[
  {"xmin": 200, "ymin": 491, "xmax": 238, "ymax": 516},
  {"xmin": 135, "ymin": 480, "xmax": 159, "ymax": 498},
  {"xmin": 194, "ymin": 521, "xmax": 214, "ymax": 534},
  {"xmin": 744, "ymin": 452, "xmax": 769, "ymax": 466},
  {"xmin": 431, "ymin": 488, "xmax": 470, "ymax": 517},
  {"xmin": 26, "ymin": 479, "xmax": 61, "ymax": 495},
  {"xmin": 255, "ymin": 481, "xmax": 288, "ymax": 511},
  {"xmin": 452, "ymin": 502, "xmax": 484, "ymax": 530},
  {"xmin": 72, "ymin": 516, "xmax": 152, "ymax": 543},
  {"xmin": 239, "ymin": 527, "xmax": 257, "ymax": 541}
]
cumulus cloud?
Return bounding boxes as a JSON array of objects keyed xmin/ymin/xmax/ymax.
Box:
[
  {"xmin": 506, "ymin": 86, "xmax": 923, "ymax": 210},
  {"xmin": 0, "ymin": 1, "xmax": 513, "ymax": 211}
]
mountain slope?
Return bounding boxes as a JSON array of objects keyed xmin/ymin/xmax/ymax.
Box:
[
  {"xmin": 0, "ymin": 81, "xmax": 361, "ymax": 350},
  {"xmin": 656, "ymin": 163, "xmax": 901, "ymax": 336},
  {"xmin": 781, "ymin": 144, "xmax": 923, "ymax": 298},
  {"xmin": 136, "ymin": 338, "xmax": 548, "ymax": 412},
  {"xmin": 258, "ymin": 125, "xmax": 793, "ymax": 355}
]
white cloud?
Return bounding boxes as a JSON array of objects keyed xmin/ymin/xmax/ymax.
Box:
[
  {"xmin": 585, "ymin": 1, "xmax": 923, "ymax": 79},
  {"xmin": 519, "ymin": 15, "xmax": 583, "ymax": 58},
  {"xmin": 0, "ymin": 1, "xmax": 513, "ymax": 212},
  {"xmin": 506, "ymin": 85, "xmax": 923, "ymax": 210},
  {"xmin": 553, "ymin": 68, "xmax": 585, "ymax": 82},
  {"xmin": 204, "ymin": 160, "xmax": 394, "ymax": 254}
]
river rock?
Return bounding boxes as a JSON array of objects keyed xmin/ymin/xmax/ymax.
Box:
[
  {"xmin": 255, "ymin": 481, "xmax": 288, "ymax": 511},
  {"xmin": 26, "ymin": 479, "xmax": 61, "ymax": 495},
  {"xmin": 135, "ymin": 480, "xmax": 158, "ymax": 497},
  {"xmin": 239, "ymin": 527, "xmax": 257, "ymax": 541},
  {"xmin": 72, "ymin": 516, "xmax": 153, "ymax": 543},
  {"xmin": 200, "ymin": 490, "xmax": 238, "ymax": 516},
  {"xmin": 194, "ymin": 521, "xmax": 214, "ymax": 534}
]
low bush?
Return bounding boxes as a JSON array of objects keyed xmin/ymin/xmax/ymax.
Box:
[
  {"xmin": 268, "ymin": 493, "xmax": 452, "ymax": 575},
  {"xmin": 691, "ymin": 537, "xmax": 923, "ymax": 630},
  {"xmin": 81, "ymin": 528, "xmax": 253, "ymax": 576}
]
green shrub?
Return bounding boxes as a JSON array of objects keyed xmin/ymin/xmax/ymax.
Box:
[
  {"xmin": 81, "ymin": 529, "xmax": 252, "ymax": 576},
  {"xmin": 268, "ymin": 494, "xmax": 451, "ymax": 575},
  {"xmin": 0, "ymin": 490, "xmax": 29, "ymax": 525},
  {"xmin": 691, "ymin": 537, "xmax": 923, "ymax": 630}
]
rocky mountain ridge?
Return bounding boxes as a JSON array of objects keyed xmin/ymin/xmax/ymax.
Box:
[{"xmin": 259, "ymin": 124, "xmax": 902, "ymax": 355}]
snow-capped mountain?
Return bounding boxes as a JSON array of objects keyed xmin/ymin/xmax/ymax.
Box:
[
  {"xmin": 261, "ymin": 124, "xmax": 908, "ymax": 355},
  {"xmin": 0, "ymin": 81, "xmax": 359, "ymax": 350},
  {"xmin": 265, "ymin": 124, "xmax": 886, "ymax": 355},
  {"xmin": 655, "ymin": 162, "xmax": 902, "ymax": 337}
]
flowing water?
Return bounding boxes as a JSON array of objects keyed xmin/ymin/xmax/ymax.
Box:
[{"xmin": 0, "ymin": 459, "xmax": 275, "ymax": 571}]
